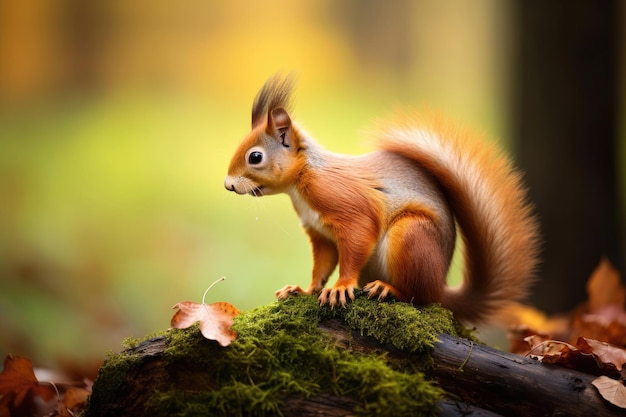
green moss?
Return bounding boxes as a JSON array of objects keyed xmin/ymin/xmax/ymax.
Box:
[
  {"xmin": 147, "ymin": 381, "xmax": 285, "ymax": 417},
  {"xmin": 86, "ymin": 294, "xmax": 474, "ymax": 417},
  {"xmin": 342, "ymin": 296, "xmax": 458, "ymax": 351},
  {"xmin": 334, "ymin": 357, "xmax": 443, "ymax": 416},
  {"xmin": 120, "ymin": 336, "xmax": 142, "ymax": 350},
  {"xmin": 82, "ymin": 349, "xmax": 141, "ymax": 413}
]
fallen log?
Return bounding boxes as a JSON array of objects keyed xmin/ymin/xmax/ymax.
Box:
[
  {"xmin": 84, "ymin": 295, "xmax": 622, "ymax": 416},
  {"xmin": 321, "ymin": 318, "xmax": 622, "ymax": 416}
]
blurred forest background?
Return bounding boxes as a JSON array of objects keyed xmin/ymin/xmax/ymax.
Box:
[{"xmin": 0, "ymin": 0, "xmax": 624, "ymax": 376}]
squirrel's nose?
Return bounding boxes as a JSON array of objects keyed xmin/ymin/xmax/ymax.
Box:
[{"xmin": 224, "ymin": 177, "xmax": 236, "ymax": 192}]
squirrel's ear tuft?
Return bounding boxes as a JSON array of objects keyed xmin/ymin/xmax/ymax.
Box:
[
  {"xmin": 252, "ymin": 74, "xmax": 295, "ymax": 128},
  {"xmin": 267, "ymin": 108, "xmax": 294, "ymax": 148}
]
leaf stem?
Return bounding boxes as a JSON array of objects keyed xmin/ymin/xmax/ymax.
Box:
[{"xmin": 202, "ymin": 277, "xmax": 226, "ymax": 305}]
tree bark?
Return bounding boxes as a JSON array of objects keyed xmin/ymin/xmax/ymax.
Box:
[
  {"xmin": 321, "ymin": 319, "xmax": 621, "ymax": 416},
  {"xmin": 88, "ymin": 317, "xmax": 623, "ymax": 417},
  {"xmin": 431, "ymin": 334, "xmax": 618, "ymax": 416}
]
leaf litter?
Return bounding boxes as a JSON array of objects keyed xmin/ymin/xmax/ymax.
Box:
[{"xmin": 503, "ymin": 258, "xmax": 626, "ymax": 409}]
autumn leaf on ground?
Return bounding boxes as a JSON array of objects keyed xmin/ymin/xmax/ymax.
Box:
[
  {"xmin": 572, "ymin": 258, "xmax": 626, "ymax": 347},
  {"xmin": 587, "ymin": 258, "xmax": 626, "ymax": 312},
  {"xmin": 592, "ymin": 376, "xmax": 626, "ymax": 409},
  {"xmin": 524, "ymin": 335, "xmax": 626, "ymax": 380},
  {"xmin": 171, "ymin": 278, "xmax": 240, "ymax": 347},
  {"xmin": 0, "ymin": 355, "xmax": 54, "ymax": 409},
  {"xmin": 62, "ymin": 385, "xmax": 91, "ymax": 411},
  {"xmin": 505, "ymin": 258, "xmax": 626, "ymax": 354},
  {"xmin": 44, "ymin": 381, "xmax": 92, "ymax": 417},
  {"xmin": 524, "ymin": 336, "xmax": 574, "ymax": 361},
  {"xmin": 524, "ymin": 338, "xmax": 602, "ymax": 375},
  {"xmin": 502, "ymin": 303, "xmax": 571, "ymax": 354},
  {"xmin": 577, "ymin": 337, "xmax": 626, "ymax": 373}
]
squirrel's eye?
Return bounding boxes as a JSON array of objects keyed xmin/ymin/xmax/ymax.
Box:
[{"xmin": 248, "ymin": 151, "xmax": 263, "ymax": 165}]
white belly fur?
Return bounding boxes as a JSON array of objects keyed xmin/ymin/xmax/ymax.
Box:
[{"xmin": 287, "ymin": 187, "xmax": 334, "ymax": 240}]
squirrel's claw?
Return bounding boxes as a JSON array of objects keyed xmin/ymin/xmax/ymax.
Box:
[
  {"xmin": 318, "ymin": 285, "xmax": 355, "ymax": 308},
  {"xmin": 275, "ymin": 284, "xmax": 307, "ymax": 300},
  {"xmin": 363, "ymin": 280, "xmax": 395, "ymax": 300}
]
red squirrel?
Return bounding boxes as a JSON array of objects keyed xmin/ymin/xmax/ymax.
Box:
[{"xmin": 224, "ymin": 75, "xmax": 539, "ymax": 323}]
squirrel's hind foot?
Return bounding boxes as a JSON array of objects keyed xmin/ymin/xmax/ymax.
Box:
[{"xmin": 363, "ymin": 280, "xmax": 400, "ymax": 300}]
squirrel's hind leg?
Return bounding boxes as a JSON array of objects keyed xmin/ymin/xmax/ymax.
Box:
[{"xmin": 365, "ymin": 213, "xmax": 448, "ymax": 305}]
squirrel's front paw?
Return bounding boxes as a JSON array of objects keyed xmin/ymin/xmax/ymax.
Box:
[
  {"xmin": 318, "ymin": 285, "xmax": 355, "ymax": 308},
  {"xmin": 275, "ymin": 285, "xmax": 307, "ymax": 300}
]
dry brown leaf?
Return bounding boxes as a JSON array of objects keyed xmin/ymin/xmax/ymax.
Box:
[
  {"xmin": 592, "ymin": 376, "xmax": 626, "ymax": 409},
  {"xmin": 171, "ymin": 301, "xmax": 240, "ymax": 346},
  {"xmin": 526, "ymin": 339, "xmax": 582, "ymax": 367},
  {"xmin": 1, "ymin": 398, "xmax": 9, "ymax": 417},
  {"xmin": 572, "ymin": 306, "xmax": 626, "ymax": 347},
  {"xmin": 501, "ymin": 302, "xmax": 570, "ymax": 348},
  {"xmin": 577, "ymin": 337, "xmax": 626, "ymax": 372},
  {"xmin": 587, "ymin": 258, "xmax": 625, "ymax": 313},
  {"xmin": 62, "ymin": 385, "xmax": 91, "ymax": 412},
  {"xmin": 572, "ymin": 258, "xmax": 626, "ymax": 347},
  {"xmin": 508, "ymin": 326, "xmax": 551, "ymax": 355},
  {"xmin": 54, "ymin": 402, "xmax": 74, "ymax": 417},
  {"xmin": 506, "ymin": 258, "xmax": 626, "ymax": 355},
  {"xmin": 0, "ymin": 355, "xmax": 53, "ymax": 408}
]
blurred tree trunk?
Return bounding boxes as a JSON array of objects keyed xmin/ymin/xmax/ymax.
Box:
[
  {"xmin": 60, "ymin": 0, "xmax": 106, "ymax": 93},
  {"xmin": 0, "ymin": 0, "xmax": 106, "ymax": 104},
  {"xmin": 512, "ymin": 0, "xmax": 624, "ymax": 314},
  {"xmin": 334, "ymin": 0, "xmax": 414, "ymax": 84}
]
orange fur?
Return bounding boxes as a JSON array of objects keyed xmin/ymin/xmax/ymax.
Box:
[
  {"xmin": 307, "ymin": 228, "xmax": 338, "ymax": 291},
  {"xmin": 377, "ymin": 209, "xmax": 447, "ymax": 305},
  {"xmin": 225, "ymin": 77, "xmax": 540, "ymax": 323}
]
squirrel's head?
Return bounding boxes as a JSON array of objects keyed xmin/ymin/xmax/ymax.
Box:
[{"xmin": 224, "ymin": 75, "xmax": 305, "ymax": 196}]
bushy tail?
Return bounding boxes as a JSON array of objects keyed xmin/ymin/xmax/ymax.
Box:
[{"xmin": 377, "ymin": 114, "xmax": 540, "ymax": 323}]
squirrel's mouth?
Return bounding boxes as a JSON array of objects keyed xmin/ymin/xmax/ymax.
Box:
[{"xmin": 249, "ymin": 187, "xmax": 264, "ymax": 197}]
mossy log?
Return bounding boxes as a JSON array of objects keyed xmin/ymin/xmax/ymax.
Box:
[
  {"xmin": 323, "ymin": 320, "xmax": 622, "ymax": 416},
  {"xmin": 84, "ymin": 295, "xmax": 622, "ymax": 417}
]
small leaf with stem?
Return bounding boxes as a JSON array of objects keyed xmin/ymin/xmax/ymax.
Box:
[{"xmin": 171, "ymin": 277, "xmax": 240, "ymax": 347}]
